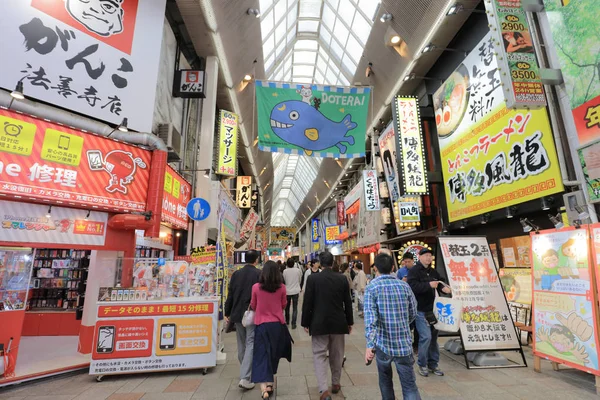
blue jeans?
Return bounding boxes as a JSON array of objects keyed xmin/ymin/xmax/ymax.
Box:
[
  {"xmin": 415, "ymin": 311, "xmax": 440, "ymax": 369},
  {"xmin": 375, "ymin": 349, "xmax": 420, "ymax": 400}
]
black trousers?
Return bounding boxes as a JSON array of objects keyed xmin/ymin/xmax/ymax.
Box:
[
  {"xmin": 411, "ymin": 321, "xmax": 419, "ymax": 349},
  {"xmin": 285, "ymin": 294, "xmax": 299, "ymax": 325}
]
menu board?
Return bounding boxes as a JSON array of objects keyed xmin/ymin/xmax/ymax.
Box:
[{"xmin": 500, "ymin": 236, "xmax": 531, "ymax": 268}]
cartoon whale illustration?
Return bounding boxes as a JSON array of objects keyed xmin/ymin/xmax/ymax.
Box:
[{"xmin": 269, "ymin": 100, "xmax": 357, "ymax": 156}]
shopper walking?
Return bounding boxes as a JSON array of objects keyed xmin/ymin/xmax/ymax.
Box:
[
  {"xmin": 353, "ymin": 261, "xmax": 367, "ymax": 317},
  {"xmin": 365, "ymin": 253, "xmax": 420, "ymax": 400},
  {"xmin": 224, "ymin": 250, "xmax": 262, "ymax": 389},
  {"xmin": 397, "ymin": 252, "xmax": 419, "ymax": 350},
  {"xmin": 302, "ymin": 251, "xmax": 353, "ymax": 400},
  {"xmin": 301, "ymin": 260, "xmax": 320, "ymax": 291},
  {"xmin": 282, "ymin": 258, "xmax": 302, "ymax": 329},
  {"xmin": 251, "ymin": 261, "xmax": 293, "ymax": 399},
  {"xmin": 407, "ymin": 248, "xmax": 451, "ymax": 377},
  {"xmin": 340, "ymin": 263, "xmax": 353, "ymax": 289}
]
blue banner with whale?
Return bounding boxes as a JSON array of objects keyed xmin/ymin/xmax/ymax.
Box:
[{"xmin": 256, "ymin": 81, "xmax": 370, "ymax": 158}]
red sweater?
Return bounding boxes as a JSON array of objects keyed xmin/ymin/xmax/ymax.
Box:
[{"xmin": 250, "ymin": 283, "xmax": 287, "ymax": 325}]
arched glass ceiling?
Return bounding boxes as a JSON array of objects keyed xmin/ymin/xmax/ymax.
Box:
[{"xmin": 260, "ymin": 0, "xmax": 378, "ymax": 226}]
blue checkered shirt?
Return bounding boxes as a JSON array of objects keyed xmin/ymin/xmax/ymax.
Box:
[{"xmin": 364, "ymin": 274, "xmax": 417, "ymax": 357}]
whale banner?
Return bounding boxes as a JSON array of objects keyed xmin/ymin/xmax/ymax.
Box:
[{"xmin": 256, "ymin": 81, "xmax": 370, "ymax": 158}]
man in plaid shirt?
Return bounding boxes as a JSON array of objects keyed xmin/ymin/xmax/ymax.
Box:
[{"xmin": 364, "ymin": 253, "xmax": 420, "ymax": 400}]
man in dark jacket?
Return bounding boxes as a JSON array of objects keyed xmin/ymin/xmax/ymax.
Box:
[
  {"xmin": 407, "ymin": 248, "xmax": 451, "ymax": 378},
  {"xmin": 224, "ymin": 250, "xmax": 261, "ymax": 390},
  {"xmin": 302, "ymin": 251, "xmax": 353, "ymax": 400}
]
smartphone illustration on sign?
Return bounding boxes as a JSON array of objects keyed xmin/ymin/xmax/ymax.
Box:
[
  {"xmin": 87, "ymin": 150, "xmax": 104, "ymax": 171},
  {"xmin": 97, "ymin": 326, "xmax": 115, "ymax": 353},
  {"xmin": 160, "ymin": 323, "xmax": 176, "ymax": 350},
  {"xmin": 58, "ymin": 135, "xmax": 70, "ymax": 150}
]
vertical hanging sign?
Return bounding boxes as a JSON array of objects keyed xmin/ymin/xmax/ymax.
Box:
[
  {"xmin": 311, "ymin": 218, "xmax": 320, "ymax": 243},
  {"xmin": 484, "ymin": 0, "xmax": 546, "ymax": 108},
  {"xmin": 393, "ymin": 96, "xmax": 428, "ymax": 195},
  {"xmin": 217, "ymin": 110, "xmax": 238, "ymax": 177},
  {"xmin": 236, "ymin": 176, "xmax": 252, "ymax": 209},
  {"xmin": 336, "ymin": 201, "xmax": 346, "ymax": 225},
  {"xmin": 362, "ymin": 170, "xmax": 380, "ymax": 211}
]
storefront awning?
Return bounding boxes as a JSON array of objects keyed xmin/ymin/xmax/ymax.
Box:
[{"xmin": 380, "ymin": 227, "xmax": 439, "ymax": 245}]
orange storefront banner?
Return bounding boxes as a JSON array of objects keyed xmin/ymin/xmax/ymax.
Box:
[
  {"xmin": 162, "ymin": 166, "xmax": 191, "ymax": 229},
  {"xmin": 0, "ymin": 109, "xmax": 151, "ymax": 212},
  {"xmin": 98, "ymin": 303, "xmax": 214, "ymax": 318}
]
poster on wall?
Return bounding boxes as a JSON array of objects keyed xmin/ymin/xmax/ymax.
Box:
[
  {"xmin": 0, "ymin": 0, "xmax": 166, "ymax": 132},
  {"xmin": 499, "ymin": 268, "xmax": 532, "ymax": 304},
  {"xmin": 90, "ymin": 299, "xmax": 218, "ymax": 375},
  {"xmin": 484, "ymin": 0, "xmax": 546, "ymax": 108},
  {"xmin": 0, "ymin": 199, "xmax": 107, "ymax": 246},
  {"xmin": 162, "ymin": 166, "xmax": 191, "ymax": 229},
  {"xmin": 217, "ymin": 110, "xmax": 238, "ymax": 177},
  {"xmin": 543, "ymin": 0, "xmax": 600, "ymax": 146},
  {"xmin": 0, "ymin": 109, "xmax": 151, "ymax": 212},
  {"xmin": 378, "ymin": 122, "xmax": 403, "ymax": 234},
  {"xmin": 531, "ymin": 228, "xmax": 600, "ymax": 375},
  {"xmin": 577, "ymin": 139, "xmax": 600, "ymax": 203},
  {"xmin": 499, "ymin": 236, "xmax": 531, "ymax": 268},
  {"xmin": 255, "ymin": 81, "xmax": 370, "ymax": 158},
  {"xmin": 439, "ymin": 236, "xmax": 521, "ymax": 352},
  {"xmin": 393, "ymin": 96, "xmax": 428, "ymax": 195},
  {"xmin": 434, "ymin": 33, "xmax": 564, "ymax": 222}
]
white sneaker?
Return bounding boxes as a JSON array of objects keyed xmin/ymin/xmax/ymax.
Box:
[{"xmin": 239, "ymin": 379, "xmax": 255, "ymax": 390}]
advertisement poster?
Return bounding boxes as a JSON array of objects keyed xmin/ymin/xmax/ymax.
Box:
[
  {"xmin": 362, "ymin": 170, "xmax": 380, "ymax": 211},
  {"xmin": 499, "ymin": 236, "xmax": 531, "ymax": 268},
  {"xmin": 324, "ymin": 226, "xmax": 342, "ymax": 245},
  {"xmin": 499, "ymin": 268, "xmax": 532, "ymax": 304},
  {"xmin": 378, "ymin": 122, "xmax": 403, "ymax": 234},
  {"xmin": 311, "ymin": 219, "xmax": 319, "ymax": 243},
  {"xmin": 270, "ymin": 226, "xmax": 296, "ymax": 243},
  {"xmin": 162, "ymin": 166, "xmax": 191, "ymax": 229},
  {"xmin": 236, "ymin": 176, "xmax": 252, "ymax": 209},
  {"xmin": 90, "ymin": 299, "xmax": 218, "ymax": 375},
  {"xmin": 217, "ymin": 110, "xmax": 238, "ymax": 177},
  {"xmin": 434, "ymin": 33, "xmax": 563, "ymax": 222},
  {"xmin": 485, "ymin": 0, "xmax": 546, "ymax": 108},
  {"xmin": 218, "ymin": 190, "xmax": 240, "ymax": 241},
  {"xmin": 577, "ymin": 139, "xmax": 600, "ymax": 203},
  {"xmin": 0, "ymin": 0, "xmax": 165, "ymax": 132},
  {"xmin": 0, "ymin": 199, "xmax": 107, "ymax": 246},
  {"xmin": 439, "ymin": 236, "xmax": 521, "ymax": 351},
  {"xmin": 0, "ymin": 109, "xmax": 152, "ymax": 212},
  {"xmin": 393, "ymin": 96, "xmax": 428, "ymax": 195},
  {"xmin": 543, "ymin": 0, "xmax": 600, "ymax": 146},
  {"xmin": 531, "ymin": 228, "xmax": 600, "ymax": 374},
  {"xmin": 256, "ymin": 80, "xmax": 370, "ymax": 158}
]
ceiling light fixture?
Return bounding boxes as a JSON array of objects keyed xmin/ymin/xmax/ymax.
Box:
[
  {"xmin": 421, "ymin": 43, "xmax": 467, "ymax": 56},
  {"xmin": 46, "ymin": 206, "xmax": 52, "ymax": 218},
  {"xmin": 460, "ymin": 220, "xmax": 467, "ymax": 229},
  {"xmin": 506, "ymin": 206, "xmax": 516, "ymax": 219},
  {"xmin": 243, "ymin": 74, "xmax": 253, "ymax": 82},
  {"xmin": 380, "ymin": 13, "xmax": 393, "ymax": 23},
  {"xmin": 481, "ymin": 214, "xmax": 490, "ymax": 225},
  {"xmin": 253, "ymin": 138, "xmax": 259, "ymax": 146},
  {"xmin": 247, "ymin": 8, "xmax": 260, "ymax": 18},
  {"xmin": 10, "ymin": 81, "xmax": 24, "ymax": 100},
  {"xmin": 117, "ymin": 118, "xmax": 128, "ymax": 132},
  {"xmin": 574, "ymin": 204, "xmax": 590, "ymax": 220},
  {"xmin": 446, "ymin": 3, "xmax": 464, "ymax": 15},
  {"xmin": 541, "ymin": 197, "xmax": 552, "ymax": 211},
  {"xmin": 390, "ymin": 35, "xmax": 401, "ymax": 45},
  {"xmin": 520, "ymin": 218, "xmax": 540, "ymax": 234},
  {"xmin": 176, "ymin": 232, "xmax": 181, "ymax": 237},
  {"xmin": 549, "ymin": 213, "xmax": 564, "ymax": 229}
]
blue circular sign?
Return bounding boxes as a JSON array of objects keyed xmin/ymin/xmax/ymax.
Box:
[{"xmin": 187, "ymin": 198, "xmax": 211, "ymax": 221}]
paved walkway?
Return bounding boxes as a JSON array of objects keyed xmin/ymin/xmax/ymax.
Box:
[{"xmin": 1, "ymin": 313, "xmax": 598, "ymax": 400}]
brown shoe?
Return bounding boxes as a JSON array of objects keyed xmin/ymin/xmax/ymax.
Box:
[
  {"xmin": 331, "ymin": 384, "xmax": 341, "ymax": 394},
  {"xmin": 320, "ymin": 390, "xmax": 332, "ymax": 400}
]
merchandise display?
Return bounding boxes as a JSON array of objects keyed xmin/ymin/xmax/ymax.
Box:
[{"xmin": 0, "ymin": 248, "xmax": 33, "ymax": 312}]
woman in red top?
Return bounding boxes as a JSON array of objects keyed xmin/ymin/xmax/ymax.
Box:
[{"xmin": 251, "ymin": 261, "xmax": 293, "ymax": 399}]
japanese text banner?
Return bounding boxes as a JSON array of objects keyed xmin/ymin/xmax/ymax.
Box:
[
  {"xmin": 162, "ymin": 166, "xmax": 191, "ymax": 229},
  {"xmin": 217, "ymin": 110, "xmax": 238, "ymax": 177},
  {"xmin": 434, "ymin": 33, "xmax": 563, "ymax": 222},
  {"xmin": 256, "ymin": 81, "xmax": 370, "ymax": 158},
  {"xmin": 0, "ymin": 109, "xmax": 151, "ymax": 212}
]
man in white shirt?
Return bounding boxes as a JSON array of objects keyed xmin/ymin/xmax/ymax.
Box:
[
  {"xmin": 353, "ymin": 262, "xmax": 367, "ymax": 318},
  {"xmin": 283, "ymin": 258, "xmax": 303, "ymax": 329},
  {"xmin": 302, "ymin": 260, "xmax": 321, "ymax": 291}
]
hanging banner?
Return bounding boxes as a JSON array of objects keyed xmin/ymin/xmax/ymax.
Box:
[
  {"xmin": 255, "ymin": 81, "xmax": 370, "ymax": 158},
  {"xmin": 173, "ymin": 69, "xmax": 205, "ymax": 98},
  {"xmin": 378, "ymin": 122, "xmax": 403, "ymax": 234},
  {"xmin": 357, "ymin": 186, "xmax": 381, "ymax": 248},
  {"xmin": 484, "ymin": 0, "xmax": 546, "ymax": 108},
  {"xmin": 236, "ymin": 176, "xmax": 252, "ymax": 209},
  {"xmin": 434, "ymin": 33, "xmax": 564, "ymax": 222},
  {"xmin": 218, "ymin": 190, "xmax": 240, "ymax": 241},
  {"xmin": 239, "ymin": 208, "xmax": 259, "ymax": 242},
  {"xmin": 393, "ymin": 96, "xmax": 428, "ymax": 195},
  {"xmin": 336, "ymin": 201, "xmax": 345, "ymax": 226},
  {"xmin": 0, "ymin": 109, "xmax": 151, "ymax": 212},
  {"xmin": 311, "ymin": 219, "xmax": 319, "ymax": 243},
  {"xmin": 324, "ymin": 225, "xmax": 342, "ymax": 245},
  {"xmin": 362, "ymin": 170, "xmax": 380, "ymax": 211},
  {"xmin": 542, "ymin": 0, "xmax": 599, "ymax": 145},
  {"xmin": 398, "ymin": 202, "xmax": 420, "ymax": 225},
  {"xmin": 217, "ymin": 110, "xmax": 238, "ymax": 177},
  {"xmin": 0, "ymin": 0, "xmax": 166, "ymax": 132},
  {"xmin": 162, "ymin": 166, "xmax": 191, "ymax": 229},
  {"xmin": 531, "ymin": 227, "xmax": 600, "ymax": 375},
  {"xmin": 269, "ymin": 226, "xmax": 296, "ymax": 243},
  {"xmin": 439, "ymin": 236, "xmax": 521, "ymax": 351},
  {"xmin": 251, "ymin": 190, "xmax": 260, "ymax": 212},
  {"xmin": 577, "ymin": 138, "xmax": 600, "ymax": 203}
]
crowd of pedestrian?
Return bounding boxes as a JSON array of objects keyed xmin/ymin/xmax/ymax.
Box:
[{"xmin": 224, "ymin": 248, "xmax": 451, "ymax": 400}]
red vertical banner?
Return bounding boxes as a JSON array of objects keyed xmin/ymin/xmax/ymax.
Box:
[{"xmin": 336, "ymin": 201, "xmax": 346, "ymax": 226}]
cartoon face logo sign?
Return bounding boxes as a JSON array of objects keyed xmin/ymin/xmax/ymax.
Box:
[
  {"xmin": 86, "ymin": 149, "xmax": 146, "ymax": 195},
  {"xmin": 56, "ymin": 219, "xmax": 73, "ymax": 233},
  {"xmin": 65, "ymin": 0, "xmax": 125, "ymax": 37}
]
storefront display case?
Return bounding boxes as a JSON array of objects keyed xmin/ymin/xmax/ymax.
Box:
[{"xmin": 0, "ymin": 247, "xmax": 33, "ymax": 312}]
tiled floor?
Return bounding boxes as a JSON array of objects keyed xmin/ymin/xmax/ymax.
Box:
[
  {"xmin": 14, "ymin": 336, "xmax": 89, "ymax": 378},
  {"xmin": 1, "ymin": 312, "xmax": 598, "ymax": 400}
]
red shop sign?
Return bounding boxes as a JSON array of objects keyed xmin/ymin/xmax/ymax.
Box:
[
  {"xmin": 336, "ymin": 200, "xmax": 345, "ymax": 225},
  {"xmin": 0, "ymin": 109, "xmax": 151, "ymax": 212},
  {"xmin": 162, "ymin": 166, "xmax": 191, "ymax": 229}
]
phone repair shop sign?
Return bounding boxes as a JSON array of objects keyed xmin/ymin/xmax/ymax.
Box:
[
  {"xmin": 90, "ymin": 299, "xmax": 219, "ymax": 375},
  {"xmin": 174, "ymin": 70, "xmax": 205, "ymax": 98},
  {"xmin": 0, "ymin": 0, "xmax": 167, "ymax": 132},
  {"xmin": 0, "ymin": 108, "xmax": 152, "ymax": 212},
  {"xmin": 162, "ymin": 166, "xmax": 191, "ymax": 229}
]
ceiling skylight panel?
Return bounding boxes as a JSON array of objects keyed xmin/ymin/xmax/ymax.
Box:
[
  {"xmin": 358, "ymin": 0, "xmax": 379, "ymax": 20},
  {"xmin": 338, "ymin": 0, "xmax": 355, "ymax": 26},
  {"xmin": 326, "ymin": 67, "xmax": 337, "ymax": 84},
  {"xmin": 346, "ymin": 34, "xmax": 362, "ymax": 63},
  {"xmin": 298, "ymin": 20, "xmax": 319, "ymax": 33},
  {"xmin": 322, "ymin": 4, "xmax": 335, "ymax": 28},
  {"xmin": 333, "ymin": 21, "xmax": 350, "ymax": 47},
  {"xmin": 261, "ymin": 10, "xmax": 274, "ymax": 40},
  {"xmin": 315, "ymin": 70, "xmax": 325, "ymax": 83},
  {"xmin": 329, "ymin": 39, "xmax": 343, "ymax": 61},
  {"xmin": 299, "ymin": 0, "xmax": 322, "ymax": 18},
  {"xmin": 295, "ymin": 50, "xmax": 316, "ymax": 63},
  {"xmin": 260, "ymin": 0, "xmax": 274, "ymax": 13},
  {"xmin": 294, "ymin": 65, "xmax": 314, "ymax": 76},
  {"xmin": 274, "ymin": 0, "xmax": 287, "ymax": 23},
  {"xmin": 275, "ymin": 20, "xmax": 287, "ymax": 44},
  {"xmin": 352, "ymin": 11, "xmax": 371, "ymax": 45},
  {"xmin": 341, "ymin": 53, "xmax": 356, "ymax": 75},
  {"xmin": 326, "ymin": 0, "xmax": 339, "ymax": 9}
]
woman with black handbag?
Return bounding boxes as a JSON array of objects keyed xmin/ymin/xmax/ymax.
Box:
[{"xmin": 250, "ymin": 261, "xmax": 293, "ymax": 399}]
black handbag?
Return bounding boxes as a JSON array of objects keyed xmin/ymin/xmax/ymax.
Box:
[{"xmin": 425, "ymin": 311, "xmax": 438, "ymax": 326}]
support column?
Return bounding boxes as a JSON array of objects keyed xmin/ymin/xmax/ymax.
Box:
[{"xmin": 192, "ymin": 56, "xmax": 219, "ymax": 248}]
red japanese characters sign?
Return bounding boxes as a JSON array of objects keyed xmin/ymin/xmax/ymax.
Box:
[
  {"xmin": 162, "ymin": 166, "xmax": 191, "ymax": 229},
  {"xmin": 98, "ymin": 303, "xmax": 214, "ymax": 318},
  {"xmin": 336, "ymin": 201, "xmax": 345, "ymax": 226},
  {"xmin": 0, "ymin": 109, "xmax": 151, "ymax": 212}
]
